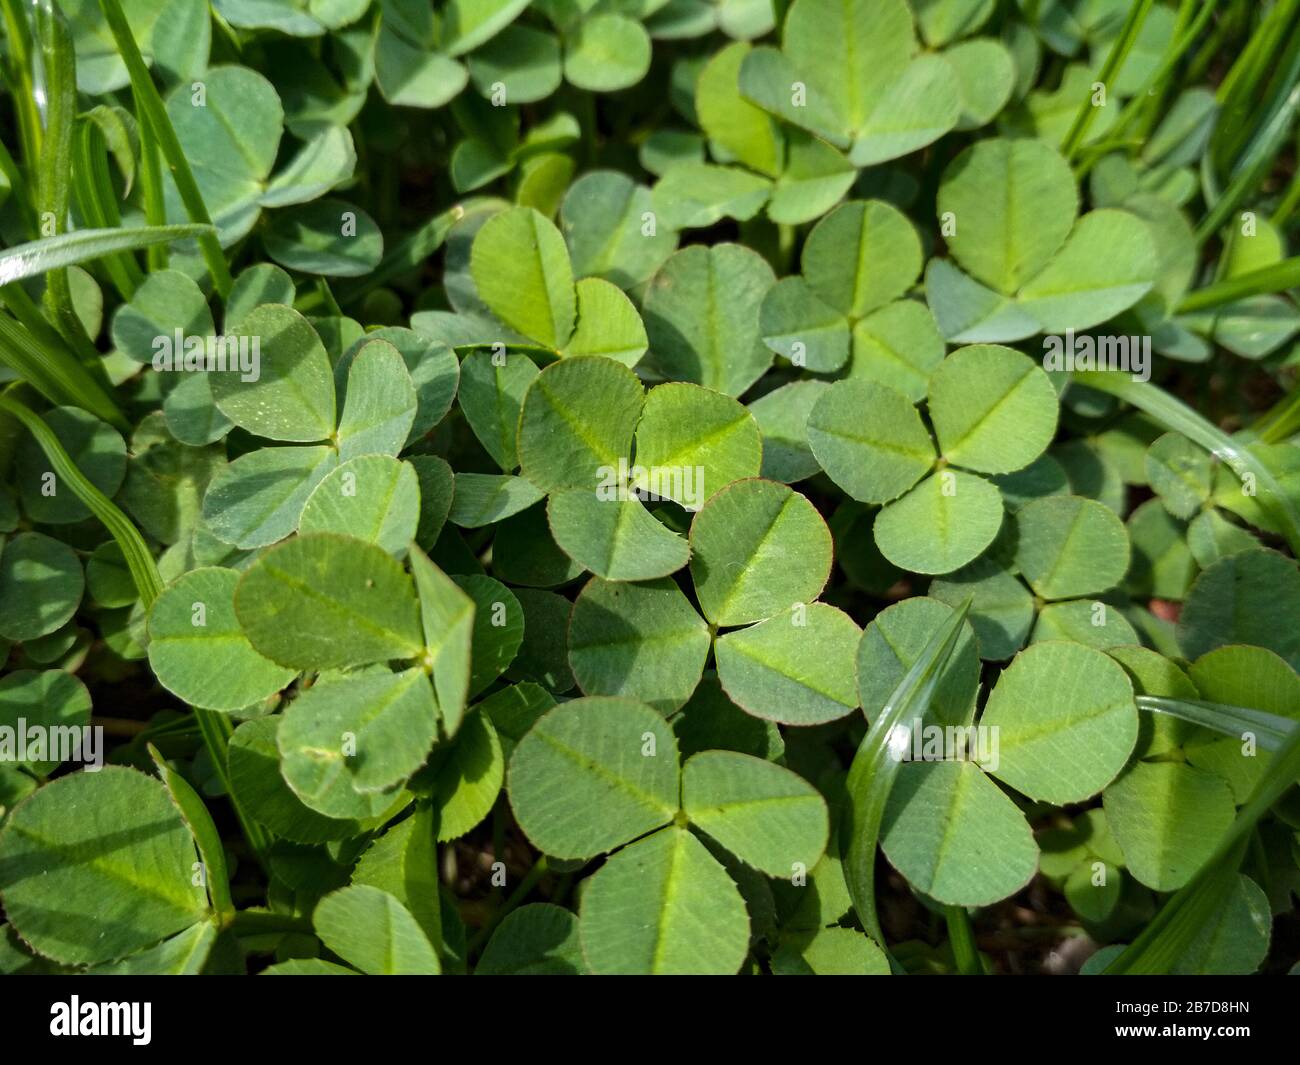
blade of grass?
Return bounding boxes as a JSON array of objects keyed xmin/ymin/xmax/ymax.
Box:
[
  {"xmin": 843, "ymin": 597, "xmax": 973, "ymax": 962},
  {"xmin": 1138, "ymin": 695, "xmax": 1296, "ymax": 751},
  {"xmin": 1075, "ymin": 0, "xmax": 1222, "ymax": 179},
  {"xmin": 95, "ymin": 0, "xmax": 233, "ymax": 298},
  {"xmin": 1176, "ymin": 255, "xmax": 1300, "ymax": 312},
  {"xmin": 1071, "ymin": 371, "xmax": 1300, "ymax": 555},
  {"xmin": 1061, "ymin": 0, "xmax": 1156, "ymax": 159},
  {"xmin": 71, "ymin": 119, "xmax": 146, "ymax": 299},
  {"xmin": 32, "ymin": 0, "xmax": 92, "ymax": 365},
  {"xmin": 1194, "ymin": 81, "xmax": 1300, "ymax": 245},
  {"xmin": 0, "ymin": 223, "xmax": 214, "ymax": 285},
  {"xmin": 1103, "ymin": 721, "xmax": 1300, "ymax": 973},
  {"xmin": 0, "ymin": 0, "xmax": 43, "ymax": 182},
  {"xmin": 0, "ymin": 309, "xmax": 127, "ymax": 429},
  {"xmin": 945, "ymin": 906, "xmax": 982, "ymax": 975},
  {"xmin": 0, "ymin": 391, "xmax": 273, "ymax": 869},
  {"xmin": 149, "ymin": 744, "xmax": 236, "ymax": 926}
]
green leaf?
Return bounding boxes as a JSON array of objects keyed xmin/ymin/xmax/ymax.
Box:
[
  {"xmin": 874, "ymin": 470, "xmax": 1003, "ymax": 575},
  {"xmin": 201, "ymin": 445, "xmax": 338, "ymax": 549},
  {"xmin": 278, "ymin": 668, "xmax": 436, "ymax": 806},
  {"xmin": 803, "ymin": 200, "xmax": 923, "ymax": 319},
  {"xmin": 450, "ymin": 473, "xmax": 546, "ymax": 528},
  {"xmin": 13, "ymin": 406, "xmax": 126, "ymax": 524},
  {"xmin": 578, "ymin": 825, "xmax": 749, "ymax": 974},
  {"xmin": 210, "ymin": 304, "xmax": 336, "ymax": 442},
  {"xmin": 631, "ymin": 382, "xmax": 763, "ymax": 507},
  {"xmin": 0, "ymin": 532, "xmax": 84, "ymax": 642},
  {"xmin": 476, "ymin": 903, "xmax": 586, "ymax": 975},
  {"xmin": 0, "ymin": 766, "xmax": 206, "ymax": 966},
  {"xmin": 758, "ymin": 276, "xmax": 850, "ymax": 373},
  {"xmin": 651, "ymin": 162, "xmax": 771, "ymax": 231},
  {"xmin": 807, "ymin": 380, "xmax": 935, "ymax": 504},
  {"xmin": 561, "ymin": 277, "xmax": 648, "ymax": 366},
  {"xmin": 471, "ymin": 206, "xmax": 575, "ymax": 348},
  {"xmin": 299, "ymin": 456, "xmax": 421, "ymax": 556},
  {"xmin": 516, "ymin": 355, "xmax": 643, "ymax": 492},
  {"xmin": 690, "ymin": 479, "xmax": 832, "ymax": 626},
  {"xmin": 1103, "ymin": 760, "xmax": 1236, "ymax": 891},
  {"xmin": 508, "ymin": 695, "xmax": 678, "ymax": 858},
  {"xmin": 642, "ymin": 243, "xmax": 775, "ymax": 397},
  {"xmin": 842, "ymin": 597, "xmax": 972, "ymax": 946},
  {"xmin": 235, "ymin": 534, "xmax": 425, "ymax": 670},
  {"xmin": 263, "ymin": 199, "xmax": 384, "ymax": 277},
  {"xmin": 569, "ymin": 577, "xmax": 710, "ymax": 712},
  {"xmin": 715, "ymin": 603, "xmax": 861, "ymax": 725},
  {"xmin": 147, "ymin": 567, "xmax": 297, "ymax": 712},
  {"xmin": 1018, "ymin": 209, "xmax": 1158, "ymax": 331},
  {"xmin": 148, "ymin": 744, "xmax": 234, "ymax": 923},
  {"xmin": 981, "ymin": 641, "xmax": 1139, "ymax": 804},
  {"xmin": 0, "ymin": 670, "xmax": 92, "ymax": 776},
  {"xmin": 313, "ymin": 884, "xmax": 441, "ymax": 974},
  {"xmin": 696, "ymin": 42, "xmax": 783, "ymax": 178},
  {"xmin": 456, "ymin": 348, "xmax": 538, "ymax": 471},
  {"xmin": 1146, "ymin": 432, "xmax": 1214, "ymax": 519},
  {"xmin": 335, "ymin": 339, "xmax": 419, "ymax": 460},
  {"xmin": 352, "ymin": 803, "xmax": 442, "ymax": 947},
  {"xmin": 563, "ymin": 14, "xmax": 651, "ymax": 92},
  {"xmin": 856, "ymin": 597, "xmax": 981, "ymax": 727},
  {"xmin": 228, "ymin": 718, "xmax": 369, "ymax": 844},
  {"xmin": 682, "ymin": 750, "xmax": 828, "ymax": 875},
  {"xmin": 410, "ymin": 546, "xmax": 475, "ymax": 736},
  {"xmin": 937, "ymin": 138, "xmax": 1077, "ymax": 293},
  {"xmin": 1177, "ymin": 549, "xmax": 1300, "ymax": 670},
  {"xmin": 110, "ymin": 268, "xmax": 213, "ymax": 364},
  {"xmin": 430, "ymin": 710, "xmax": 504, "ymax": 840},
  {"xmin": 548, "ymin": 491, "xmax": 690, "ymax": 580},
  {"xmin": 748, "ymin": 380, "xmax": 830, "ymax": 484},
  {"xmin": 880, "ymin": 760, "xmax": 1038, "ymax": 906},
  {"xmin": 927, "ymin": 345, "xmax": 1058, "ymax": 474},
  {"xmin": 1014, "ymin": 495, "xmax": 1131, "ymax": 600},
  {"xmin": 560, "ymin": 170, "xmax": 677, "ymax": 290},
  {"xmin": 928, "ymin": 557, "xmax": 1034, "ymax": 662}
]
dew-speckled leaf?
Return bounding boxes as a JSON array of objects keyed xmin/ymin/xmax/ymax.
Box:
[{"xmin": 209, "ymin": 304, "xmax": 336, "ymax": 443}]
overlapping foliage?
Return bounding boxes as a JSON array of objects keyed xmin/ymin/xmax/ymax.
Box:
[{"xmin": 0, "ymin": 0, "xmax": 1298, "ymax": 976}]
